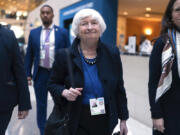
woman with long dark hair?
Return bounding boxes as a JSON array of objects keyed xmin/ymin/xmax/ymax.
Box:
[{"xmin": 149, "ymin": 0, "xmax": 180, "ymax": 134}]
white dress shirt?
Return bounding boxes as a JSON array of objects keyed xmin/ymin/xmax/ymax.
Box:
[{"xmin": 39, "ymin": 24, "xmax": 55, "ymax": 68}]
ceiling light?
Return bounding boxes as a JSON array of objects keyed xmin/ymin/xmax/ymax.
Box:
[
  {"xmin": 123, "ymin": 11, "xmax": 128, "ymax": 15},
  {"xmin": 146, "ymin": 7, "xmax": 151, "ymax": 12},
  {"xmin": 23, "ymin": 12, "xmax": 28, "ymax": 17},
  {"xmin": 6, "ymin": 10, "xmax": 11, "ymax": 14},
  {"xmin": 16, "ymin": 11, "xmax": 22, "ymax": 17},
  {"xmin": 145, "ymin": 13, "xmax": 150, "ymax": 17},
  {"xmin": 144, "ymin": 28, "xmax": 152, "ymax": 35}
]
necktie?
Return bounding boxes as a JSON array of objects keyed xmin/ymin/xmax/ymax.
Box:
[{"xmin": 43, "ymin": 29, "xmax": 50, "ymax": 68}]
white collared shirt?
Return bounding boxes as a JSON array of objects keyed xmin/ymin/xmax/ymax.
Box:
[{"xmin": 39, "ymin": 24, "xmax": 55, "ymax": 68}]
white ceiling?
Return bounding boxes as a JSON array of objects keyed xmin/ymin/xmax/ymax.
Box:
[{"xmin": 118, "ymin": 0, "xmax": 169, "ymax": 21}]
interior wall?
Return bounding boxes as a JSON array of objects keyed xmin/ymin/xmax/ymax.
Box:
[
  {"xmin": 126, "ymin": 18, "xmax": 161, "ymax": 47},
  {"xmin": 25, "ymin": 0, "xmax": 81, "ymax": 43},
  {"xmin": 117, "ymin": 16, "xmax": 127, "ymax": 48}
]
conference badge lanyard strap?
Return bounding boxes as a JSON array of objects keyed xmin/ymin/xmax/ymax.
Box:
[{"xmin": 40, "ymin": 29, "xmax": 52, "ymax": 59}]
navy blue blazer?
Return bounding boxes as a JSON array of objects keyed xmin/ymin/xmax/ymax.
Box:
[
  {"xmin": 48, "ymin": 38, "xmax": 129, "ymax": 135},
  {"xmin": 0, "ymin": 26, "xmax": 31, "ymax": 111},
  {"xmin": 25, "ymin": 25, "xmax": 70, "ymax": 80}
]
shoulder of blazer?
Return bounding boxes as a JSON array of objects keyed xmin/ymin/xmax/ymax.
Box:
[
  {"xmin": 55, "ymin": 25, "xmax": 68, "ymax": 34},
  {"xmin": 30, "ymin": 26, "xmax": 42, "ymax": 34},
  {"xmin": 101, "ymin": 42, "xmax": 120, "ymax": 58},
  {"xmin": 0, "ymin": 27, "xmax": 13, "ymax": 36},
  {"xmin": 0, "ymin": 27, "xmax": 16, "ymax": 58}
]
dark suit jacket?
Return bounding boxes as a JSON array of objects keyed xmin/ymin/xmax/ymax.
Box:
[
  {"xmin": 48, "ymin": 38, "xmax": 129, "ymax": 135},
  {"xmin": 0, "ymin": 26, "xmax": 31, "ymax": 111},
  {"xmin": 25, "ymin": 25, "xmax": 70, "ymax": 80}
]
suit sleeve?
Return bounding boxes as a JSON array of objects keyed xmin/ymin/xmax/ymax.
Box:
[
  {"xmin": 24, "ymin": 31, "xmax": 34, "ymax": 77},
  {"xmin": 148, "ymin": 37, "xmax": 164, "ymax": 119},
  {"xmin": 10, "ymin": 30, "xmax": 32, "ymax": 111},
  {"xmin": 113, "ymin": 47, "xmax": 129, "ymax": 120},
  {"xmin": 47, "ymin": 49, "xmax": 67, "ymax": 105}
]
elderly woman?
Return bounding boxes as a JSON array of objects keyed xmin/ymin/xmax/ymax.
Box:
[
  {"xmin": 48, "ymin": 9, "xmax": 129, "ymax": 135},
  {"xmin": 149, "ymin": 0, "xmax": 180, "ymax": 135}
]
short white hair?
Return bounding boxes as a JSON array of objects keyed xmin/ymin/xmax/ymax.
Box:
[{"xmin": 72, "ymin": 8, "xmax": 106, "ymax": 37}]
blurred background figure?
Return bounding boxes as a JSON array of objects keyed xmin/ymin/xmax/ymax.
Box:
[
  {"xmin": 0, "ymin": 25, "xmax": 31, "ymax": 135},
  {"xmin": 139, "ymin": 34, "xmax": 152, "ymax": 55},
  {"xmin": 24, "ymin": 5, "xmax": 70, "ymax": 135}
]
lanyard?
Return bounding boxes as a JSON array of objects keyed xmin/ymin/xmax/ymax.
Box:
[
  {"xmin": 45, "ymin": 29, "xmax": 51, "ymax": 43},
  {"xmin": 41, "ymin": 28, "xmax": 53, "ymax": 48}
]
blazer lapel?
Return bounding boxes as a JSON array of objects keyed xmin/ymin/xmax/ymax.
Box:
[
  {"xmin": 73, "ymin": 56, "xmax": 83, "ymax": 72},
  {"xmin": 0, "ymin": 29, "xmax": 2, "ymax": 42},
  {"xmin": 0, "ymin": 28, "xmax": 2, "ymax": 37},
  {"xmin": 54, "ymin": 25, "xmax": 58, "ymax": 49},
  {"xmin": 96, "ymin": 45, "xmax": 111, "ymax": 99},
  {"xmin": 70, "ymin": 38, "xmax": 83, "ymax": 72},
  {"xmin": 37, "ymin": 27, "xmax": 42, "ymax": 51},
  {"xmin": 97, "ymin": 49, "xmax": 109, "ymax": 84}
]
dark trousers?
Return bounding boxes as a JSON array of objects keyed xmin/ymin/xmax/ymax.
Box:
[
  {"xmin": 76, "ymin": 105, "xmax": 110, "ymax": 135},
  {"xmin": 153, "ymin": 129, "xmax": 164, "ymax": 135},
  {"xmin": 34, "ymin": 67, "xmax": 51, "ymax": 135},
  {"xmin": 0, "ymin": 110, "xmax": 13, "ymax": 135}
]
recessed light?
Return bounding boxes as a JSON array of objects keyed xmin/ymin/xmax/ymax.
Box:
[
  {"xmin": 146, "ymin": 7, "xmax": 151, "ymax": 12},
  {"xmin": 6, "ymin": 10, "xmax": 11, "ymax": 14},
  {"xmin": 123, "ymin": 11, "xmax": 128, "ymax": 15},
  {"xmin": 145, "ymin": 13, "xmax": 150, "ymax": 17},
  {"xmin": 23, "ymin": 12, "xmax": 28, "ymax": 16},
  {"xmin": 16, "ymin": 11, "xmax": 22, "ymax": 17}
]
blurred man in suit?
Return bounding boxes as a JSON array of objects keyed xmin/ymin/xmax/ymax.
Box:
[
  {"xmin": 0, "ymin": 25, "xmax": 31, "ymax": 135},
  {"xmin": 25, "ymin": 5, "xmax": 70, "ymax": 135}
]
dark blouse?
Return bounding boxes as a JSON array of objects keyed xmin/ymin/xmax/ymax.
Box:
[{"xmin": 149, "ymin": 36, "xmax": 180, "ymax": 118}]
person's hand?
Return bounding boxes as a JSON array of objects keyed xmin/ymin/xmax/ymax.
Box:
[
  {"xmin": 27, "ymin": 77, "xmax": 32, "ymax": 85},
  {"xmin": 153, "ymin": 118, "xmax": 165, "ymax": 133},
  {"xmin": 62, "ymin": 87, "xmax": 83, "ymax": 101},
  {"xmin": 120, "ymin": 120, "xmax": 128, "ymax": 135},
  {"xmin": 18, "ymin": 110, "xmax": 29, "ymax": 119}
]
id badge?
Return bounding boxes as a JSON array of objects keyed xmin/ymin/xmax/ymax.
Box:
[
  {"xmin": 40, "ymin": 50, "xmax": 45, "ymax": 59},
  {"xmin": 89, "ymin": 97, "xmax": 106, "ymax": 116},
  {"xmin": 44, "ymin": 42, "xmax": 50, "ymax": 45}
]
